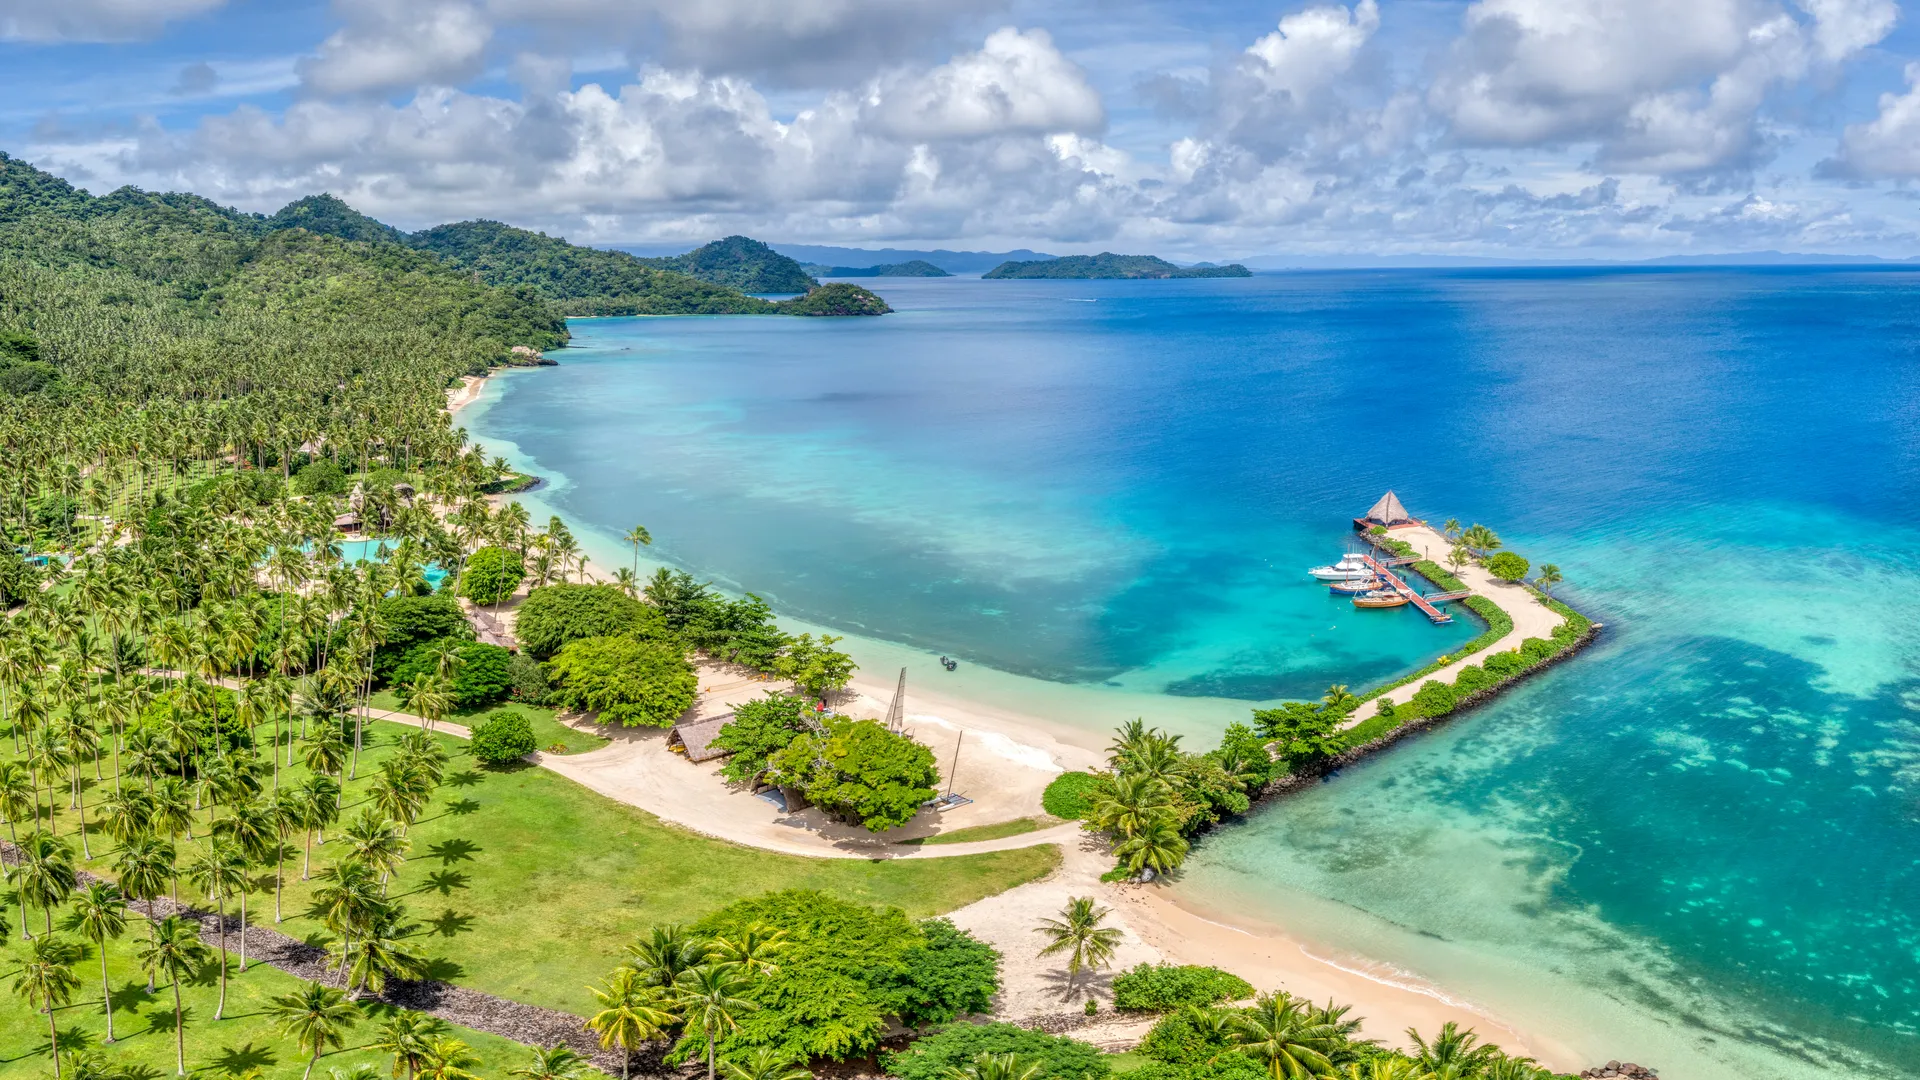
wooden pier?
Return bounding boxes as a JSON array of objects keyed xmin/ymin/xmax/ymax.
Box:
[{"xmin": 1358, "ymin": 553, "xmax": 1453, "ymax": 624}]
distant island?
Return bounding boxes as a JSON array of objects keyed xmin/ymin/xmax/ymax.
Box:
[
  {"xmin": 984, "ymin": 253, "xmax": 1252, "ymax": 279},
  {"xmin": 809, "ymin": 259, "xmax": 951, "ymax": 278},
  {"xmin": 272, "ymin": 195, "xmax": 888, "ymax": 317}
]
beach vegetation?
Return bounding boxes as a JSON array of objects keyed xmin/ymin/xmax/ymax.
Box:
[
  {"xmin": 772, "ymin": 632, "xmax": 858, "ymax": 697},
  {"xmin": 392, "ymin": 639, "xmax": 512, "ymax": 709},
  {"xmin": 1251, "ymin": 702, "xmax": 1342, "ymax": 769},
  {"xmin": 469, "ymin": 710, "xmax": 539, "ymax": 764},
  {"xmin": 1112, "ymin": 964, "xmax": 1255, "ymax": 1012},
  {"xmin": 1409, "ymin": 680, "xmax": 1458, "ymax": 718},
  {"xmin": 1534, "ymin": 563, "xmax": 1563, "ymax": 594},
  {"xmin": 507, "ymin": 650, "xmax": 553, "ymax": 704},
  {"xmin": 764, "ymin": 717, "xmax": 939, "ymax": 830},
  {"xmin": 1485, "ymin": 552, "xmax": 1529, "ymax": 582},
  {"xmin": 373, "ymin": 594, "xmax": 472, "ymax": 677},
  {"xmin": 460, "ymin": 545, "xmax": 525, "ymax": 606},
  {"xmin": 515, "ymin": 582, "xmax": 655, "ymax": 659},
  {"xmin": 1043, "ymin": 770, "xmax": 1101, "ymax": 819},
  {"xmin": 1035, "ymin": 896, "xmax": 1125, "ymax": 997},
  {"xmin": 713, "ymin": 692, "xmax": 818, "ymax": 785},
  {"xmin": 546, "ymin": 634, "xmax": 699, "ymax": 727},
  {"xmin": 886, "ymin": 1023, "xmax": 1110, "ymax": 1080}
]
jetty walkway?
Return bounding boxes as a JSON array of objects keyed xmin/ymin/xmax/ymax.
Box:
[{"xmin": 1341, "ymin": 522, "xmax": 1567, "ymax": 727}]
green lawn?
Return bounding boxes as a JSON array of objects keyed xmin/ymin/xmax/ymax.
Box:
[
  {"xmin": 18, "ymin": 719, "xmax": 1060, "ymax": 1020},
  {"xmin": 365, "ymin": 693, "xmax": 610, "ymax": 755},
  {"xmin": 0, "ymin": 930, "xmax": 549, "ymax": 1080},
  {"xmin": 900, "ymin": 817, "xmax": 1050, "ymax": 846}
]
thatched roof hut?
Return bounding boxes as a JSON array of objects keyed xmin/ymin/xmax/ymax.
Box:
[
  {"xmin": 1355, "ymin": 490, "xmax": 1416, "ymax": 530},
  {"xmin": 668, "ymin": 715, "xmax": 735, "ymax": 763}
]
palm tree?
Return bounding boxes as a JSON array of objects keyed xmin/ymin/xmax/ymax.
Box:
[
  {"xmin": 510, "ymin": 1044, "xmax": 591, "ymax": 1080},
  {"xmin": 1406, "ymin": 1022, "xmax": 1499, "ymax": 1076},
  {"xmin": 64, "ymin": 882, "xmax": 128, "ymax": 1042},
  {"xmin": 395, "ymin": 673, "xmax": 450, "ymax": 734},
  {"xmin": 10, "ymin": 830, "xmax": 78, "ymax": 936},
  {"xmin": 269, "ymin": 980, "xmax": 361, "ymax": 1080},
  {"xmin": 940, "ymin": 1053, "xmax": 1040, "ymax": 1080},
  {"xmin": 1338, "ymin": 1061, "xmax": 1419, "ymax": 1080},
  {"xmin": 711, "ymin": 923, "xmax": 786, "ymax": 976},
  {"xmin": 625, "ymin": 924, "xmax": 713, "ymax": 988},
  {"xmin": 1112, "ymin": 815, "xmax": 1188, "ymax": 877},
  {"xmin": 721, "ymin": 1047, "xmax": 813, "ymax": 1080},
  {"xmin": 613, "ymin": 567, "xmax": 640, "ymax": 598},
  {"xmin": 13, "ymin": 935, "xmax": 84, "ymax": 1077},
  {"xmin": 674, "ymin": 962, "xmax": 760, "ymax": 1080},
  {"xmin": 624, "ymin": 525, "xmax": 651, "ymax": 579},
  {"xmin": 341, "ymin": 907, "xmax": 429, "ymax": 997},
  {"xmin": 1085, "ymin": 773, "xmax": 1176, "ymax": 842},
  {"xmin": 1445, "ymin": 544, "xmax": 1469, "ymax": 576},
  {"xmin": 1534, "ymin": 563, "xmax": 1563, "ymax": 595},
  {"xmin": 1226, "ymin": 992, "xmax": 1344, "ymax": 1080},
  {"xmin": 1442, "ymin": 518, "xmax": 1460, "ymax": 540},
  {"xmin": 586, "ymin": 966, "xmax": 676, "ymax": 1080},
  {"xmin": 1033, "ymin": 897, "xmax": 1124, "ymax": 998},
  {"xmin": 372, "ymin": 1010, "xmax": 446, "ymax": 1080},
  {"xmin": 417, "ymin": 1037, "xmax": 481, "ymax": 1080},
  {"xmin": 138, "ymin": 916, "xmax": 214, "ymax": 1076},
  {"xmin": 183, "ymin": 840, "xmax": 247, "ymax": 1018},
  {"xmin": 216, "ymin": 799, "xmax": 276, "ymax": 970}
]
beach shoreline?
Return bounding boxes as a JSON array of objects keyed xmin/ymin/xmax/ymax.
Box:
[{"xmin": 453, "ymin": 365, "xmax": 1589, "ymax": 1071}]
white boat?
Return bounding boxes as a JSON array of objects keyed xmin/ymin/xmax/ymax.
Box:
[{"xmin": 1308, "ymin": 554, "xmax": 1373, "ymax": 581}]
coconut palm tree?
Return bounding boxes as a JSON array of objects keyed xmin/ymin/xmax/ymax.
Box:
[
  {"xmin": 395, "ymin": 673, "xmax": 450, "ymax": 735},
  {"xmin": 63, "ymin": 882, "xmax": 128, "ymax": 1042},
  {"xmin": 13, "ymin": 935, "xmax": 83, "ymax": 1077},
  {"xmin": 711, "ymin": 923, "xmax": 787, "ymax": 976},
  {"xmin": 1227, "ymin": 993, "xmax": 1345, "ymax": 1080},
  {"xmin": 340, "ymin": 906, "xmax": 429, "ymax": 998},
  {"xmin": 183, "ymin": 839, "xmax": 247, "ymax": 1018},
  {"xmin": 417, "ymin": 1037, "xmax": 481, "ymax": 1080},
  {"xmin": 625, "ymin": 924, "xmax": 713, "ymax": 988},
  {"xmin": 268, "ymin": 980, "xmax": 361, "ymax": 1080},
  {"xmin": 510, "ymin": 1044, "xmax": 591, "ymax": 1080},
  {"xmin": 674, "ymin": 962, "xmax": 760, "ymax": 1080},
  {"xmin": 624, "ymin": 525, "xmax": 651, "ymax": 578},
  {"xmin": 941, "ymin": 1053, "xmax": 1040, "ymax": 1080},
  {"xmin": 1442, "ymin": 518, "xmax": 1461, "ymax": 540},
  {"xmin": 1033, "ymin": 897, "xmax": 1124, "ymax": 998},
  {"xmin": 372, "ymin": 1010, "xmax": 446, "ymax": 1080},
  {"xmin": 1112, "ymin": 815, "xmax": 1188, "ymax": 877},
  {"xmin": 1405, "ymin": 1022, "xmax": 1500, "ymax": 1077},
  {"xmin": 1534, "ymin": 564, "xmax": 1563, "ymax": 595},
  {"xmin": 9, "ymin": 830, "xmax": 78, "ymax": 936},
  {"xmin": 139, "ymin": 915, "xmax": 214, "ymax": 1076},
  {"xmin": 586, "ymin": 967, "xmax": 674, "ymax": 1080}
]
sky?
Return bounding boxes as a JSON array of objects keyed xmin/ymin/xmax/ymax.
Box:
[{"xmin": 5, "ymin": 0, "xmax": 1920, "ymax": 260}]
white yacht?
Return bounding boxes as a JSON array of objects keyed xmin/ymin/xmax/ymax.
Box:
[{"xmin": 1308, "ymin": 553, "xmax": 1374, "ymax": 581}]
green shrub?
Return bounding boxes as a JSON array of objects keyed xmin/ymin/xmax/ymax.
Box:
[
  {"xmin": 469, "ymin": 710, "xmax": 537, "ymax": 764},
  {"xmin": 1409, "ymin": 680, "xmax": 1457, "ymax": 718},
  {"xmin": 1482, "ymin": 651, "xmax": 1523, "ymax": 678},
  {"xmin": 461, "ymin": 545, "xmax": 524, "ymax": 605},
  {"xmin": 1450, "ymin": 665, "xmax": 1491, "ymax": 693},
  {"xmin": 885, "ymin": 1023, "xmax": 1109, "ymax": 1080},
  {"xmin": 1139, "ymin": 1008, "xmax": 1233, "ymax": 1066},
  {"xmin": 546, "ymin": 634, "xmax": 696, "ymax": 727},
  {"xmin": 1111, "ymin": 964, "xmax": 1254, "ymax": 1012},
  {"xmin": 514, "ymin": 582, "xmax": 652, "ymax": 659},
  {"xmin": 391, "ymin": 639, "xmax": 513, "ymax": 709},
  {"xmin": 506, "ymin": 651, "xmax": 550, "ymax": 704},
  {"xmin": 1043, "ymin": 771, "xmax": 1100, "ymax": 819},
  {"xmin": 293, "ymin": 458, "xmax": 347, "ymax": 495},
  {"xmin": 1520, "ymin": 637, "xmax": 1557, "ymax": 662},
  {"xmin": 1486, "ymin": 551, "xmax": 1529, "ymax": 582}
]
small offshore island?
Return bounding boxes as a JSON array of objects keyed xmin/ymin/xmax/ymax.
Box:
[
  {"xmin": 0, "ymin": 147, "xmax": 1626, "ymax": 1080},
  {"xmin": 984, "ymin": 253, "xmax": 1253, "ymax": 279}
]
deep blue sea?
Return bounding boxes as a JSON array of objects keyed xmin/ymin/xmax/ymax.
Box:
[{"xmin": 467, "ymin": 270, "xmax": 1920, "ymax": 1078}]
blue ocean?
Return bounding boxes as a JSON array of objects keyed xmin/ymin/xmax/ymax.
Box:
[{"xmin": 465, "ymin": 270, "xmax": 1920, "ymax": 1078}]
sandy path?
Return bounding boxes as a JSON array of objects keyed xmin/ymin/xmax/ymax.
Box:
[{"xmin": 1343, "ymin": 523, "xmax": 1565, "ymax": 724}]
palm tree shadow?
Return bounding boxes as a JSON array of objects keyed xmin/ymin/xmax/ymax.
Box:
[
  {"xmin": 398, "ymin": 869, "xmax": 470, "ymax": 897},
  {"xmin": 210, "ymin": 1042, "xmax": 280, "ymax": 1074},
  {"xmin": 427, "ymin": 907, "xmax": 474, "ymax": 937},
  {"xmin": 108, "ymin": 979, "xmax": 152, "ymax": 1013},
  {"xmin": 144, "ymin": 1003, "xmax": 196, "ymax": 1038},
  {"xmin": 427, "ymin": 837, "xmax": 481, "ymax": 863},
  {"xmin": 1040, "ymin": 966, "xmax": 1118, "ymax": 1003},
  {"xmin": 445, "ymin": 770, "xmax": 485, "ymax": 789}
]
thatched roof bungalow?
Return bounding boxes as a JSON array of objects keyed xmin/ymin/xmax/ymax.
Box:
[{"xmin": 668, "ymin": 715, "xmax": 735, "ymax": 763}]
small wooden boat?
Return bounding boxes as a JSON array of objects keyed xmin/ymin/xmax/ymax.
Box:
[
  {"xmin": 1352, "ymin": 590, "xmax": 1411, "ymax": 609},
  {"xmin": 1329, "ymin": 576, "xmax": 1383, "ymax": 595}
]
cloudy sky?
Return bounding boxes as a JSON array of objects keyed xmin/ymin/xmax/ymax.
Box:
[{"xmin": 6, "ymin": 0, "xmax": 1920, "ymax": 259}]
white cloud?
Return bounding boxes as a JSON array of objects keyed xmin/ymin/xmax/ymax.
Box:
[
  {"xmin": 1824, "ymin": 62, "xmax": 1920, "ymax": 178},
  {"xmin": 299, "ymin": 0, "xmax": 494, "ymax": 95},
  {"xmin": 1242, "ymin": 0, "xmax": 1379, "ymax": 103},
  {"xmin": 0, "ymin": 0, "xmax": 224, "ymax": 42},
  {"xmin": 865, "ymin": 28, "xmax": 1104, "ymax": 141}
]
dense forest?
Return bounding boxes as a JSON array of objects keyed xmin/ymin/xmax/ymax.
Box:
[
  {"xmin": 983, "ymin": 253, "xmax": 1252, "ymax": 279},
  {"xmin": 635, "ymin": 235, "xmax": 820, "ymax": 293}
]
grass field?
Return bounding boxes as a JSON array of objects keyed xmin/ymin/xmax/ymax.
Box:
[
  {"xmin": 900, "ymin": 817, "xmax": 1050, "ymax": 846},
  {"xmin": 0, "ymin": 930, "xmax": 547, "ymax": 1080},
  {"xmin": 364, "ymin": 692, "xmax": 611, "ymax": 755},
  {"xmin": 9, "ymin": 718, "xmax": 1061, "ymax": 1020}
]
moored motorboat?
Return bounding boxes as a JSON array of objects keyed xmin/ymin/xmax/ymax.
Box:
[
  {"xmin": 1329, "ymin": 576, "xmax": 1383, "ymax": 594},
  {"xmin": 1309, "ymin": 554, "xmax": 1373, "ymax": 581},
  {"xmin": 1352, "ymin": 589, "xmax": 1410, "ymax": 609}
]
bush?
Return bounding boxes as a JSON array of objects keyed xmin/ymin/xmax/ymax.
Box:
[
  {"xmin": 1486, "ymin": 551, "xmax": 1529, "ymax": 582},
  {"xmin": 1139, "ymin": 1008, "xmax": 1234, "ymax": 1067},
  {"xmin": 885, "ymin": 1023, "xmax": 1109, "ymax": 1080},
  {"xmin": 391, "ymin": 639, "xmax": 512, "ymax": 709},
  {"xmin": 546, "ymin": 634, "xmax": 697, "ymax": 727},
  {"xmin": 1409, "ymin": 680, "xmax": 1457, "ymax": 718},
  {"xmin": 514, "ymin": 582, "xmax": 652, "ymax": 659},
  {"xmin": 766, "ymin": 718, "xmax": 938, "ymax": 831},
  {"xmin": 461, "ymin": 545, "xmax": 524, "ymax": 606},
  {"xmin": 1482, "ymin": 651, "xmax": 1524, "ymax": 678},
  {"xmin": 1450, "ymin": 665, "xmax": 1491, "ymax": 693},
  {"xmin": 293, "ymin": 458, "xmax": 347, "ymax": 496},
  {"xmin": 1520, "ymin": 636, "xmax": 1558, "ymax": 662},
  {"xmin": 1043, "ymin": 771, "xmax": 1100, "ymax": 819},
  {"xmin": 469, "ymin": 710, "xmax": 537, "ymax": 764},
  {"xmin": 1111, "ymin": 964, "xmax": 1254, "ymax": 1012},
  {"xmin": 506, "ymin": 651, "xmax": 550, "ymax": 704}
]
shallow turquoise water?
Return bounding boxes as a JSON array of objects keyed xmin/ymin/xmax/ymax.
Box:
[{"xmin": 467, "ymin": 270, "xmax": 1920, "ymax": 1077}]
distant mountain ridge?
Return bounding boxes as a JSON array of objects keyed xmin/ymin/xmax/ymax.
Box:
[
  {"xmin": 984, "ymin": 253, "xmax": 1252, "ymax": 279},
  {"xmin": 254, "ymin": 199, "xmax": 888, "ymax": 317},
  {"xmin": 809, "ymin": 259, "xmax": 951, "ymax": 278},
  {"xmin": 767, "ymin": 244, "xmax": 1058, "ymax": 275}
]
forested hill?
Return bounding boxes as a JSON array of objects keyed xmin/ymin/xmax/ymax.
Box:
[
  {"xmin": 636, "ymin": 235, "xmax": 819, "ymax": 293},
  {"xmin": 983, "ymin": 253, "xmax": 1253, "ymax": 279},
  {"xmin": 268, "ymin": 193, "xmax": 406, "ymax": 245}
]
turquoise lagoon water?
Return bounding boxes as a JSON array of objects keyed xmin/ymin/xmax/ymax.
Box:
[{"xmin": 465, "ymin": 271, "xmax": 1920, "ymax": 1078}]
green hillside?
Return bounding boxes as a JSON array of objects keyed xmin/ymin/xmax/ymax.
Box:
[
  {"xmin": 642, "ymin": 234, "xmax": 819, "ymax": 292},
  {"xmin": 816, "ymin": 259, "xmax": 951, "ymax": 277},
  {"xmin": 983, "ymin": 252, "xmax": 1252, "ymax": 279},
  {"xmin": 267, "ymin": 192, "xmax": 406, "ymax": 244}
]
